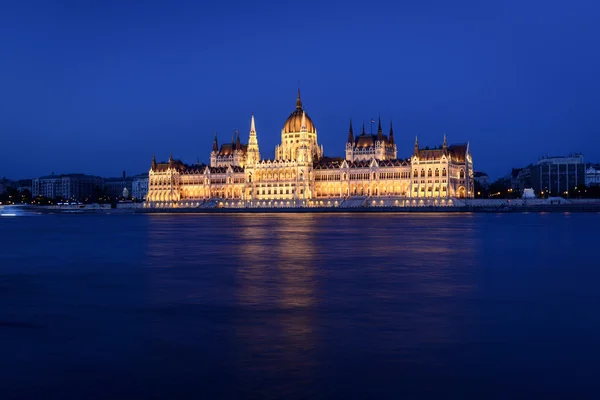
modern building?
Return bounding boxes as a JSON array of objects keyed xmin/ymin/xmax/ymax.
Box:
[
  {"xmin": 32, "ymin": 173, "xmax": 103, "ymax": 200},
  {"xmin": 530, "ymin": 154, "xmax": 585, "ymax": 196},
  {"xmin": 132, "ymin": 174, "xmax": 149, "ymax": 201},
  {"xmin": 473, "ymin": 171, "xmax": 489, "ymax": 188},
  {"xmin": 586, "ymin": 164, "xmax": 600, "ymax": 186},
  {"xmin": 146, "ymin": 90, "xmax": 474, "ymax": 208}
]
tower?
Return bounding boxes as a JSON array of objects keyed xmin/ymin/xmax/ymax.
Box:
[
  {"xmin": 246, "ymin": 113, "xmax": 261, "ymax": 165},
  {"xmin": 414, "ymin": 136, "xmax": 419, "ymax": 157},
  {"xmin": 346, "ymin": 119, "xmax": 354, "ymax": 161},
  {"xmin": 389, "ymin": 121, "xmax": 397, "ymax": 159},
  {"xmin": 296, "ymin": 110, "xmax": 312, "ymax": 202},
  {"xmin": 375, "ymin": 115, "xmax": 384, "ymax": 159},
  {"xmin": 210, "ymin": 132, "xmax": 218, "ymax": 167}
]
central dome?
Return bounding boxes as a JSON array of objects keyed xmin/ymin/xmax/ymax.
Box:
[{"xmin": 282, "ymin": 89, "xmax": 316, "ymax": 134}]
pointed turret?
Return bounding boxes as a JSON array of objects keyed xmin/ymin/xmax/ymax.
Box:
[
  {"xmin": 235, "ymin": 130, "xmax": 241, "ymax": 150},
  {"xmin": 361, "ymin": 121, "xmax": 366, "ymax": 136},
  {"xmin": 231, "ymin": 132, "xmax": 235, "ymax": 148},
  {"xmin": 389, "ymin": 121, "xmax": 394, "ymax": 145},
  {"xmin": 347, "ymin": 119, "xmax": 354, "ymax": 143},
  {"xmin": 414, "ymin": 136, "xmax": 419, "ymax": 156},
  {"xmin": 377, "ymin": 115, "xmax": 383, "ymax": 140},
  {"xmin": 151, "ymin": 154, "xmax": 157, "ymax": 170},
  {"xmin": 296, "ymin": 84, "xmax": 303, "ymax": 109},
  {"xmin": 250, "ymin": 113, "xmax": 256, "ymax": 134},
  {"xmin": 443, "ymin": 132, "xmax": 447, "ymax": 150},
  {"xmin": 169, "ymin": 152, "xmax": 174, "ymax": 167},
  {"xmin": 247, "ymin": 113, "xmax": 261, "ymax": 164},
  {"xmin": 212, "ymin": 132, "xmax": 218, "ymax": 152}
]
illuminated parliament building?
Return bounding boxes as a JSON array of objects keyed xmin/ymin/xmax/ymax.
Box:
[{"xmin": 146, "ymin": 90, "xmax": 474, "ymax": 208}]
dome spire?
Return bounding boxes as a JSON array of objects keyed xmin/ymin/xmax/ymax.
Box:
[
  {"xmin": 296, "ymin": 82, "xmax": 302, "ymax": 109},
  {"xmin": 361, "ymin": 121, "xmax": 366, "ymax": 135}
]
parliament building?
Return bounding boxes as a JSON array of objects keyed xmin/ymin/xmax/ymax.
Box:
[{"xmin": 146, "ymin": 90, "xmax": 474, "ymax": 208}]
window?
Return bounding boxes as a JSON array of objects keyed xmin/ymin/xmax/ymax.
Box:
[
  {"xmin": 442, "ymin": 168, "xmax": 447, "ymax": 177},
  {"xmin": 428, "ymin": 169, "xmax": 432, "ymax": 177},
  {"xmin": 414, "ymin": 169, "xmax": 418, "ymax": 178},
  {"xmin": 435, "ymin": 169, "xmax": 439, "ymax": 177},
  {"xmin": 421, "ymin": 169, "xmax": 425, "ymax": 177},
  {"xmin": 460, "ymin": 169, "xmax": 465, "ymax": 179}
]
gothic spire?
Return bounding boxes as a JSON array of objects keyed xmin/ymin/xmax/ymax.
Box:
[
  {"xmin": 151, "ymin": 154, "xmax": 157, "ymax": 170},
  {"xmin": 235, "ymin": 129, "xmax": 241, "ymax": 149},
  {"xmin": 414, "ymin": 136, "xmax": 419, "ymax": 156},
  {"xmin": 361, "ymin": 121, "xmax": 366, "ymax": 135},
  {"xmin": 212, "ymin": 132, "xmax": 218, "ymax": 152},
  {"xmin": 389, "ymin": 121, "xmax": 394, "ymax": 145},
  {"xmin": 443, "ymin": 132, "xmax": 447, "ymax": 149},
  {"xmin": 250, "ymin": 113, "xmax": 256, "ymax": 133},
  {"xmin": 348, "ymin": 118, "xmax": 354, "ymax": 144},
  {"xmin": 377, "ymin": 114, "xmax": 383, "ymax": 140},
  {"xmin": 296, "ymin": 83, "xmax": 302, "ymax": 109}
]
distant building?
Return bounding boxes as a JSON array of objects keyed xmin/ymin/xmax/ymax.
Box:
[
  {"xmin": 16, "ymin": 179, "xmax": 32, "ymax": 193},
  {"xmin": 0, "ymin": 181, "xmax": 5, "ymax": 194},
  {"xmin": 132, "ymin": 175, "xmax": 149, "ymax": 201},
  {"xmin": 473, "ymin": 171, "xmax": 489, "ymax": 188},
  {"xmin": 586, "ymin": 164, "xmax": 600, "ymax": 186},
  {"xmin": 103, "ymin": 171, "xmax": 134, "ymax": 199},
  {"xmin": 32, "ymin": 173, "xmax": 103, "ymax": 200},
  {"xmin": 530, "ymin": 153, "xmax": 585, "ymax": 196}
]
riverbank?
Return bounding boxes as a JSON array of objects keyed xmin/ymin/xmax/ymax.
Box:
[{"xmin": 138, "ymin": 203, "xmax": 600, "ymax": 214}]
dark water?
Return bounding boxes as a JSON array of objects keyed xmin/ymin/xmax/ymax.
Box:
[{"xmin": 0, "ymin": 213, "xmax": 599, "ymax": 399}]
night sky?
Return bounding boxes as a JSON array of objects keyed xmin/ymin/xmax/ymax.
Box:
[{"xmin": 1, "ymin": 0, "xmax": 599, "ymax": 180}]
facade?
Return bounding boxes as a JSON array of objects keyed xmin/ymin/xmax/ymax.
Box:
[
  {"xmin": 103, "ymin": 171, "xmax": 133, "ymax": 199},
  {"xmin": 586, "ymin": 164, "xmax": 600, "ymax": 186},
  {"xmin": 32, "ymin": 173, "xmax": 103, "ymax": 200},
  {"xmin": 132, "ymin": 175, "xmax": 149, "ymax": 200},
  {"xmin": 146, "ymin": 90, "xmax": 474, "ymax": 208},
  {"xmin": 530, "ymin": 154, "xmax": 585, "ymax": 196},
  {"xmin": 474, "ymin": 171, "xmax": 489, "ymax": 188}
]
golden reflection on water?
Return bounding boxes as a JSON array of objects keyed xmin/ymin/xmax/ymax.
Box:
[{"xmin": 235, "ymin": 215, "xmax": 318, "ymax": 380}]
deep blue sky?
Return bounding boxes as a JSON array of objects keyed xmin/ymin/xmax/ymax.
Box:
[{"xmin": 1, "ymin": 0, "xmax": 599, "ymax": 180}]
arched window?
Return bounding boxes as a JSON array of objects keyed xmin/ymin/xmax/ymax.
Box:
[
  {"xmin": 427, "ymin": 169, "xmax": 432, "ymax": 177},
  {"xmin": 442, "ymin": 168, "xmax": 447, "ymax": 177},
  {"xmin": 435, "ymin": 169, "xmax": 439, "ymax": 177},
  {"xmin": 460, "ymin": 169, "xmax": 465, "ymax": 179},
  {"xmin": 413, "ymin": 169, "xmax": 418, "ymax": 178},
  {"xmin": 421, "ymin": 169, "xmax": 425, "ymax": 178}
]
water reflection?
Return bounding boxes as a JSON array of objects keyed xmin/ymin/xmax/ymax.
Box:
[{"xmin": 234, "ymin": 215, "xmax": 318, "ymax": 396}]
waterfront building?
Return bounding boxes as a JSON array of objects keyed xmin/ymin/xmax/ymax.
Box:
[
  {"xmin": 103, "ymin": 171, "xmax": 134, "ymax": 199},
  {"xmin": 474, "ymin": 171, "xmax": 489, "ymax": 188},
  {"xmin": 530, "ymin": 153, "xmax": 585, "ymax": 196},
  {"xmin": 146, "ymin": 90, "xmax": 474, "ymax": 208},
  {"xmin": 32, "ymin": 173, "xmax": 103, "ymax": 200},
  {"xmin": 586, "ymin": 164, "xmax": 600, "ymax": 186},
  {"xmin": 132, "ymin": 174, "xmax": 149, "ymax": 201}
]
